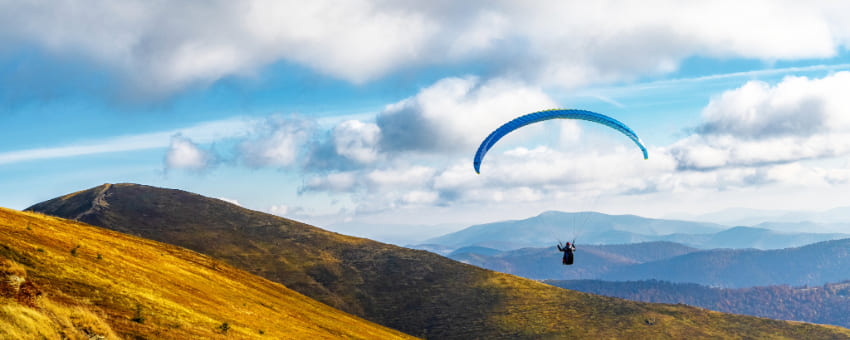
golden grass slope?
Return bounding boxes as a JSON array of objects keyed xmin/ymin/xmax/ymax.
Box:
[{"xmin": 0, "ymin": 207, "xmax": 415, "ymax": 339}]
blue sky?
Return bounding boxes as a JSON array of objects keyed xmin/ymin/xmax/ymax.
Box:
[{"xmin": 3, "ymin": 1, "xmax": 850, "ymax": 242}]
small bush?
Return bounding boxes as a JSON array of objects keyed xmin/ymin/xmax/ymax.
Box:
[
  {"xmin": 16, "ymin": 281, "xmax": 42, "ymax": 307},
  {"xmin": 131, "ymin": 304, "xmax": 145, "ymax": 324},
  {"xmin": 70, "ymin": 245, "xmax": 81, "ymax": 257},
  {"xmin": 218, "ymin": 322, "xmax": 230, "ymax": 334}
]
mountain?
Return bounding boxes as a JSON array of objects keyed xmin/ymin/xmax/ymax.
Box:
[
  {"xmin": 663, "ymin": 226, "xmax": 850, "ymax": 249},
  {"xmin": 600, "ymin": 239, "xmax": 850, "ymax": 288},
  {"xmin": 668, "ymin": 206, "xmax": 850, "ymax": 227},
  {"xmin": 451, "ymin": 238, "xmax": 850, "ymax": 288},
  {"xmin": 667, "ymin": 207, "xmax": 803, "ymax": 226},
  {"xmin": 754, "ymin": 221, "xmax": 850, "ymax": 234},
  {"xmin": 547, "ymin": 279, "xmax": 850, "ymax": 329},
  {"xmin": 0, "ymin": 207, "xmax": 412, "ymax": 339},
  {"xmin": 26, "ymin": 183, "xmax": 850, "ymax": 338},
  {"xmin": 422, "ymin": 211, "xmax": 850, "ymax": 251},
  {"xmin": 424, "ymin": 211, "xmax": 725, "ymax": 250},
  {"xmin": 450, "ymin": 242, "xmax": 700, "ymax": 280}
]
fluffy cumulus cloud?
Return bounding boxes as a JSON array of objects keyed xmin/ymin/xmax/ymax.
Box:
[
  {"xmin": 237, "ymin": 116, "xmax": 314, "ymax": 168},
  {"xmin": 672, "ymin": 72, "xmax": 850, "ymax": 170},
  {"xmin": 4, "ymin": 1, "xmax": 850, "ymax": 98},
  {"xmin": 164, "ymin": 134, "xmax": 216, "ymax": 172},
  {"xmin": 300, "ymin": 143, "xmax": 671, "ymax": 214},
  {"xmin": 332, "ymin": 120, "xmax": 381, "ymax": 163},
  {"xmin": 302, "ymin": 76, "xmax": 556, "ymax": 173},
  {"xmin": 0, "ymin": 0, "xmax": 435, "ymax": 97},
  {"xmin": 154, "ymin": 71, "xmax": 850, "ymax": 217},
  {"xmin": 299, "ymin": 73, "xmax": 850, "ymax": 215},
  {"xmin": 377, "ymin": 76, "xmax": 556, "ymax": 153},
  {"xmin": 304, "ymin": 120, "xmax": 381, "ymax": 171}
]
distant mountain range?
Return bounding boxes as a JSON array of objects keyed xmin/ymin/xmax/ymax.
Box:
[
  {"xmin": 450, "ymin": 241, "xmax": 699, "ymax": 280},
  {"xmin": 667, "ymin": 206, "xmax": 850, "ymax": 227},
  {"xmin": 23, "ymin": 183, "xmax": 849, "ymax": 339},
  {"xmin": 423, "ymin": 211, "xmax": 725, "ymax": 250},
  {"xmin": 599, "ymin": 239, "xmax": 850, "ymax": 288},
  {"xmin": 547, "ymin": 279, "xmax": 850, "ymax": 329},
  {"xmin": 419, "ymin": 210, "xmax": 850, "ymax": 251},
  {"xmin": 449, "ymin": 239, "xmax": 850, "ymax": 288}
]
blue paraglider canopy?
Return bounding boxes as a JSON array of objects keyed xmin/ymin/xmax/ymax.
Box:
[{"xmin": 473, "ymin": 109, "xmax": 648, "ymax": 174}]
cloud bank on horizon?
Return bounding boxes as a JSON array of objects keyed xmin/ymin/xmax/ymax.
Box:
[{"xmin": 3, "ymin": 1, "xmax": 850, "ymax": 225}]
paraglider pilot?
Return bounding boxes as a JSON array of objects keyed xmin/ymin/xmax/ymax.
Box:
[{"xmin": 558, "ymin": 241, "xmax": 576, "ymax": 265}]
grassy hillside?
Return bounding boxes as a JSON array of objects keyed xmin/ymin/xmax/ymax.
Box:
[
  {"xmin": 28, "ymin": 183, "xmax": 850, "ymax": 339},
  {"xmin": 0, "ymin": 207, "xmax": 414, "ymax": 339}
]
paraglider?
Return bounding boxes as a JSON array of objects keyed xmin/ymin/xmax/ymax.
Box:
[
  {"xmin": 472, "ymin": 109, "xmax": 648, "ymax": 174},
  {"xmin": 557, "ymin": 241, "xmax": 576, "ymax": 265},
  {"xmin": 472, "ymin": 109, "xmax": 648, "ymax": 266}
]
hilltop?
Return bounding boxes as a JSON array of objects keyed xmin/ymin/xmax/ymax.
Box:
[
  {"xmin": 28, "ymin": 183, "xmax": 850, "ymax": 338},
  {"xmin": 0, "ymin": 207, "xmax": 413, "ymax": 339}
]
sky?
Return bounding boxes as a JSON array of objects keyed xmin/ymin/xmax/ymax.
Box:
[{"xmin": 3, "ymin": 1, "xmax": 850, "ymax": 242}]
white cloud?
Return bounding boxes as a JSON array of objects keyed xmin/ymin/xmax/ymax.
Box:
[
  {"xmin": 497, "ymin": 1, "xmax": 838, "ymax": 88},
  {"xmin": 164, "ymin": 135, "xmax": 216, "ymax": 172},
  {"xmin": 376, "ymin": 76, "xmax": 557, "ymax": 152},
  {"xmin": 401, "ymin": 190, "xmax": 439, "ymax": 205},
  {"xmin": 366, "ymin": 165, "xmax": 436, "ymax": 191},
  {"xmin": 268, "ymin": 204, "xmax": 288, "ymax": 215},
  {"xmin": 223, "ymin": 72, "xmax": 850, "ymax": 217},
  {"xmin": 301, "ymin": 172, "xmax": 358, "ymax": 193},
  {"xmin": 333, "ymin": 120, "xmax": 381, "ymax": 163},
  {"xmin": 672, "ymin": 72, "xmax": 850, "ymax": 170},
  {"xmin": 238, "ymin": 116, "xmax": 314, "ymax": 168},
  {"xmin": 216, "ymin": 197, "xmax": 242, "ymax": 206},
  {"xmin": 0, "ymin": 117, "xmax": 253, "ymax": 165},
  {"xmin": 7, "ymin": 1, "xmax": 848, "ymax": 96},
  {"xmin": 0, "ymin": 0, "xmax": 436, "ymax": 96}
]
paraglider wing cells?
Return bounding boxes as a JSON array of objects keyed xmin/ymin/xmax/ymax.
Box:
[{"xmin": 473, "ymin": 109, "xmax": 648, "ymax": 173}]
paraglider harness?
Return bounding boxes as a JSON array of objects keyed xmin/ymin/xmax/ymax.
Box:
[{"xmin": 558, "ymin": 240, "xmax": 576, "ymax": 265}]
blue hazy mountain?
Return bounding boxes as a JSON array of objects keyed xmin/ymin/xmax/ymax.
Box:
[
  {"xmin": 599, "ymin": 238, "xmax": 850, "ymax": 288},
  {"xmin": 452, "ymin": 238, "xmax": 850, "ymax": 288},
  {"xmin": 660, "ymin": 226, "xmax": 850, "ymax": 249},
  {"xmin": 449, "ymin": 241, "xmax": 699, "ymax": 280},
  {"xmin": 668, "ymin": 206, "xmax": 850, "ymax": 227},
  {"xmin": 424, "ymin": 211, "xmax": 725, "ymax": 250},
  {"xmin": 421, "ymin": 211, "xmax": 850, "ymax": 251}
]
